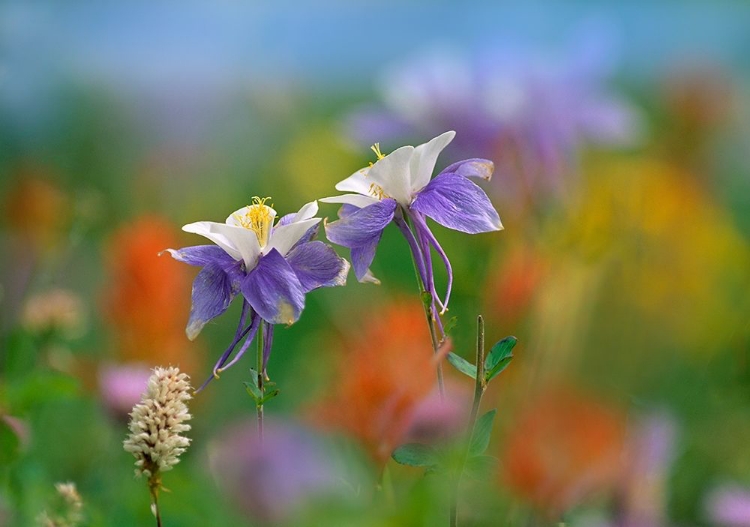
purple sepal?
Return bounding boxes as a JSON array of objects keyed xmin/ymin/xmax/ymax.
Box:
[
  {"xmin": 286, "ymin": 241, "xmax": 349, "ymax": 292},
  {"xmin": 411, "ymin": 174, "xmax": 501, "ymax": 234},
  {"xmin": 350, "ymin": 237, "xmax": 382, "ymax": 282},
  {"xmin": 325, "ymin": 199, "xmax": 397, "ymax": 281},
  {"xmin": 166, "ymin": 245, "xmax": 236, "ymax": 268},
  {"xmin": 439, "ymin": 158, "xmax": 495, "ymax": 181},
  {"xmin": 186, "ymin": 260, "xmax": 241, "ymax": 340},
  {"xmin": 241, "ymin": 248, "xmax": 306, "ymax": 325},
  {"xmin": 325, "ymin": 198, "xmax": 397, "ymax": 247},
  {"xmin": 338, "ymin": 203, "xmax": 361, "ymax": 219}
]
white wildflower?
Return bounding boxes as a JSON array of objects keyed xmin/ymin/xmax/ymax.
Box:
[
  {"xmin": 123, "ymin": 367, "xmax": 192, "ymax": 480},
  {"xmin": 36, "ymin": 481, "xmax": 83, "ymax": 527}
]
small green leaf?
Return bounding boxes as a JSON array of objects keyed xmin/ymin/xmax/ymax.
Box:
[
  {"xmin": 485, "ymin": 357, "xmax": 513, "ymax": 383},
  {"xmin": 392, "ymin": 443, "xmax": 440, "ymax": 468},
  {"xmin": 243, "ymin": 381, "xmax": 262, "ymax": 401},
  {"xmin": 469, "ymin": 409, "xmax": 497, "ymax": 456},
  {"xmin": 260, "ymin": 389, "xmax": 280, "ymax": 404},
  {"xmin": 444, "ymin": 316, "xmax": 459, "ymax": 336},
  {"xmin": 420, "ymin": 291, "xmax": 433, "ymax": 309},
  {"xmin": 484, "ymin": 336, "xmax": 517, "ymax": 371},
  {"xmin": 484, "ymin": 336, "xmax": 516, "ymax": 382},
  {"xmin": 447, "ymin": 353, "xmax": 477, "ymax": 379}
]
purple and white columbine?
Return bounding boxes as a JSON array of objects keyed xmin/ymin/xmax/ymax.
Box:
[
  {"xmin": 322, "ymin": 131, "xmax": 501, "ymax": 324},
  {"xmin": 166, "ymin": 198, "xmax": 349, "ymax": 388}
]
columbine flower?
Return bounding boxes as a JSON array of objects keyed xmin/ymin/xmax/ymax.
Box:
[
  {"xmin": 166, "ymin": 198, "xmax": 348, "ymax": 386},
  {"xmin": 123, "ymin": 366, "xmax": 192, "ymax": 480},
  {"xmin": 322, "ymin": 131, "xmax": 501, "ymax": 321}
]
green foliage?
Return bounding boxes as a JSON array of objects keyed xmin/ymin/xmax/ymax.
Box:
[
  {"xmin": 446, "ymin": 352, "xmax": 477, "ymax": 379},
  {"xmin": 391, "ymin": 443, "xmax": 440, "ymax": 468},
  {"xmin": 469, "ymin": 409, "xmax": 497, "ymax": 457},
  {"xmin": 485, "ymin": 336, "xmax": 516, "ymax": 383},
  {"xmin": 444, "ymin": 316, "xmax": 459, "ymax": 336},
  {"xmin": 244, "ymin": 371, "xmax": 280, "ymax": 406}
]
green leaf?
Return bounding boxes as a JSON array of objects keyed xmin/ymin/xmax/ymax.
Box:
[
  {"xmin": 392, "ymin": 443, "xmax": 440, "ymax": 468},
  {"xmin": 444, "ymin": 316, "xmax": 459, "ymax": 336},
  {"xmin": 469, "ymin": 409, "xmax": 497, "ymax": 456},
  {"xmin": 243, "ymin": 381, "xmax": 262, "ymax": 401},
  {"xmin": 485, "ymin": 336, "xmax": 516, "ymax": 382},
  {"xmin": 447, "ymin": 352, "xmax": 477, "ymax": 379},
  {"xmin": 420, "ymin": 291, "xmax": 433, "ymax": 309},
  {"xmin": 485, "ymin": 336, "xmax": 517, "ymax": 371},
  {"xmin": 260, "ymin": 389, "xmax": 280, "ymax": 404}
]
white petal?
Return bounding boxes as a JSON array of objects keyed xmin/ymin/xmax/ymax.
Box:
[
  {"xmin": 293, "ymin": 200, "xmax": 319, "ymax": 222},
  {"xmin": 409, "ymin": 131, "xmax": 456, "ymax": 193},
  {"xmin": 366, "ymin": 145, "xmax": 415, "ymax": 206},
  {"xmin": 225, "ymin": 204, "xmax": 277, "ymax": 227},
  {"xmin": 335, "ymin": 168, "xmax": 372, "ymax": 194},
  {"xmin": 319, "ymin": 194, "xmax": 379, "ymax": 209},
  {"xmin": 183, "ymin": 221, "xmax": 261, "ymax": 269},
  {"xmin": 360, "ymin": 268, "xmax": 381, "ymax": 285},
  {"xmin": 266, "ymin": 217, "xmax": 321, "ymax": 257}
]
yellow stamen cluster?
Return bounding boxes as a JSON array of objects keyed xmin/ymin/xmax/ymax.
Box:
[
  {"xmin": 235, "ymin": 196, "xmax": 274, "ymax": 247},
  {"xmin": 369, "ymin": 183, "xmax": 388, "ymax": 200},
  {"xmin": 370, "ymin": 143, "xmax": 386, "ymax": 160}
]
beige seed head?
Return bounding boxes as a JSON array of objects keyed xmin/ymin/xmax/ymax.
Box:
[{"xmin": 123, "ymin": 366, "xmax": 192, "ymax": 479}]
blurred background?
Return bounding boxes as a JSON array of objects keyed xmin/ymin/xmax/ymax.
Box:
[{"xmin": 1, "ymin": 1, "xmax": 750, "ymax": 525}]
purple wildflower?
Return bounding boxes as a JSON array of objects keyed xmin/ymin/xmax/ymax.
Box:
[
  {"xmin": 322, "ymin": 131, "xmax": 501, "ymax": 323},
  {"xmin": 706, "ymin": 485, "xmax": 750, "ymax": 527},
  {"xmin": 166, "ymin": 198, "xmax": 349, "ymax": 388},
  {"xmin": 208, "ymin": 419, "xmax": 360, "ymax": 525},
  {"xmin": 346, "ymin": 34, "xmax": 642, "ymax": 207}
]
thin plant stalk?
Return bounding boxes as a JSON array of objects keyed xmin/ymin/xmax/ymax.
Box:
[
  {"xmin": 256, "ymin": 323, "xmax": 265, "ymax": 444},
  {"xmin": 398, "ymin": 215, "xmax": 446, "ymax": 398},
  {"xmin": 450, "ymin": 315, "xmax": 488, "ymax": 527},
  {"xmin": 148, "ymin": 478, "xmax": 162, "ymax": 527}
]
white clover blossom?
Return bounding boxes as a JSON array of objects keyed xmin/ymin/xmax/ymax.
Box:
[{"xmin": 123, "ymin": 366, "xmax": 192, "ymax": 479}]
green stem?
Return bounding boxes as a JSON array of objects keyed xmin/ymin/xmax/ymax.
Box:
[
  {"xmin": 450, "ymin": 315, "xmax": 487, "ymax": 527},
  {"xmin": 148, "ymin": 476, "xmax": 163, "ymax": 527},
  {"xmin": 256, "ymin": 324, "xmax": 265, "ymax": 444}
]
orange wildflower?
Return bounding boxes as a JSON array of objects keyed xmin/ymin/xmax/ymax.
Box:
[
  {"xmin": 102, "ymin": 216, "xmax": 198, "ymax": 374},
  {"xmin": 3, "ymin": 167, "xmax": 70, "ymax": 253},
  {"xmin": 502, "ymin": 385, "xmax": 626, "ymax": 517},
  {"xmin": 311, "ymin": 301, "xmax": 439, "ymax": 466}
]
